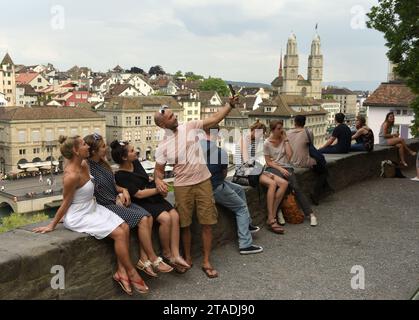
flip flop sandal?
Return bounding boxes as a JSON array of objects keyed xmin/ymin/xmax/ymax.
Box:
[
  {"xmin": 267, "ymin": 220, "xmax": 285, "ymax": 234},
  {"xmin": 130, "ymin": 278, "xmax": 149, "ymax": 294},
  {"xmin": 136, "ymin": 259, "xmax": 158, "ymax": 277},
  {"xmin": 113, "ymin": 273, "xmax": 133, "ymax": 296},
  {"xmin": 201, "ymin": 266, "xmax": 218, "ymax": 279},
  {"xmin": 152, "ymin": 257, "xmax": 174, "ymax": 273}
]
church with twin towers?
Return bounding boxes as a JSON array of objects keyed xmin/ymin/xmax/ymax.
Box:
[{"xmin": 271, "ymin": 32, "xmax": 323, "ymax": 99}]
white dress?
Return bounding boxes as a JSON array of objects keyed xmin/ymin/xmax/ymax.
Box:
[{"xmin": 63, "ymin": 176, "xmax": 124, "ymax": 239}]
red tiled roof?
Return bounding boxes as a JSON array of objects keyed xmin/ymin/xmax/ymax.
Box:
[
  {"xmin": 16, "ymin": 72, "xmax": 39, "ymax": 84},
  {"xmin": 363, "ymin": 82, "xmax": 416, "ymax": 107}
]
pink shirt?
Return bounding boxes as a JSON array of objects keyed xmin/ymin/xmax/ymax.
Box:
[{"xmin": 156, "ymin": 120, "xmax": 211, "ymax": 187}]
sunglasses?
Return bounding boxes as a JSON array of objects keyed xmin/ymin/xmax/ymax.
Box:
[
  {"xmin": 93, "ymin": 133, "xmax": 102, "ymax": 141},
  {"xmin": 159, "ymin": 105, "xmax": 168, "ymax": 114}
]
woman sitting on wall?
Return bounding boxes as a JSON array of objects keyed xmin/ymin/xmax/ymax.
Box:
[
  {"xmin": 379, "ymin": 112, "xmax": 416, "ymax": 166},
  {"xmin": 110, "ymin": 140, "xmax": 190, "ymax": 273}
]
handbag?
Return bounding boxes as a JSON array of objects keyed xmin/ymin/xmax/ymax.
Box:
[
  {"xmin": 232, "ymin": 159, "xmax": 264, "ymax": 187},
  {"xmin": 280, "ymin": 191, "xmax": 304, "ymax": 224},
  {"xmin": 305, "ymin": 128, "xmax": 326, "ymax": 168}
]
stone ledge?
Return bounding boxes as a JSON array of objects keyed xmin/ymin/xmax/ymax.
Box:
[{"xmin": 0, "ymin": 139, "xmax": 418, "ymax": 299}]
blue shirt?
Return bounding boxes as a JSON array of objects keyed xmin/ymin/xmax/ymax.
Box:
[{"xmin": 199, "ymin": 139, "xmax": 228, "ymax": 190}]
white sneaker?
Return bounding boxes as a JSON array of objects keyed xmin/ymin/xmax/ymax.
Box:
[
  {"xmin": 411, "ymin": 177, "xmax": 419, "ymax": 182},
  {"xmin": 310, "ymin": 215, "xmax": 318, "ymax": 227},
  {"xmin": 278, "ymin": 210, "xmax": 286, "ymax": 225}
]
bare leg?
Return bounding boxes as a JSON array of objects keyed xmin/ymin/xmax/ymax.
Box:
[
  {"xmin": 109, "ymin": 223, "xmax": 148, "ymax": 293},
  {"xmin": 156, "ymin": 211, "xmax": 171, "ymax": 258},
  {"xmin": 202, "ymin": 224, "xmax": 217, "ymax": 277},
  {"xmin": 259, "ymin": 174, "xmax": 277, "ymax": 223},
  {"xmin": 182, "ymin": 226, "xmax": 192, "ymax": 266},
  {"xmin": 396, "ymin": 143, "xmax": 407, "ymax": 166},
  {"xmin": 272, "ymin": 176, "xmax": 288, "ymax": 215},
  {"xmin": 168, "ymin": 209, "xmax": 189, "ymax": 268}
]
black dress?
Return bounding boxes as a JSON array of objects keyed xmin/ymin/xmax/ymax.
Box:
[
  {"xmin": 115, "ymin": 160, "xmax": 173, "ymax": 218},
  {"xmin": 87, "ymin": 159, "xmax": 150, "ymax": 228}
]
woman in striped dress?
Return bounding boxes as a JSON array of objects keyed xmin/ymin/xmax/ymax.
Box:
[{"xmin": 84, "ymin": 133, "xmax": 173, "ymax": 277}]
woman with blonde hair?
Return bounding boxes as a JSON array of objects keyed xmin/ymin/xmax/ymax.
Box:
[{"xmin": 33, "ymin": 135, "xmax": 148, "ymax": 295}]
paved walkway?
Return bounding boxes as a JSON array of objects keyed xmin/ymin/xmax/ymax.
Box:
[{"xmin": 124, "ymin": 170, "xmax": 419, "ymax": 300}]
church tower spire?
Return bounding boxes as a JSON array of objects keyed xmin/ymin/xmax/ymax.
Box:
[
  {"xmin": 278, "ymin": 49, "xmax": 283, "ymax": 77},
  {"xmin": 283, "ymin": 32, "xmax": 299, "ymax": 95},
  {"xmin": 307, "ymin": 32, "xmax": 323, "ymax": 99}
]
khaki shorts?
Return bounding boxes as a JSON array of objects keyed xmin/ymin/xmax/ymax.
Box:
[{"xmin": 174, "ymin": 179, "xmax": 218, "ymax": 228}]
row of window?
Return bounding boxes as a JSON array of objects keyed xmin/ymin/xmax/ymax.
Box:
[
  {"xmin": 187, "ymin": 110, "xmax": 199, "ymax": 115},
  {"xmin": 114, "ymin": 116, "xmax": 153, "ymax": 126},
  {"xmin": 15, "ymin": 128, "xmax": 101, "ymax": 143},
  {"xmin": 113, "ymin": 130, "xmax": 160, "ymax": 142}
]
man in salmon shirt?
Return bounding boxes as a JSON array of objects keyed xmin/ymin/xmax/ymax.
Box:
[{"xmin": 154, "ymin": 95, "xmax": 238, "ymax": 279}]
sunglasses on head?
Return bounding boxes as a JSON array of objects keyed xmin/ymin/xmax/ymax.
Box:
[
  {"xmin": 93, "ymin": 133, "xmax": 102, "ymax": 141},
  {"xmin": 159, "ymin": 105, "xmax": 168, "ymax": 114}
]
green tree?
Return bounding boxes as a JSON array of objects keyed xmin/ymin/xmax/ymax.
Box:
[
  {"xmin": 367, "ymin": 0, "xmax": 419, "ymax": 136},
  {"xmin": 174, "ymin": 70, "xmax": 183, "ymax": 77},
  {"xmin": 185, "ymin": 72, "xmax": 204, "ymax": 81},
  {"xmin": 198, "ymin": 78, "xmax": 229, "ymax": 96}
]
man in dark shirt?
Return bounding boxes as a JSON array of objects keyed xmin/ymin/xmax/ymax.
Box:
[
  {"xmin": 200, "ymin": 126, "xmax": 263, "ymax": 255},
  {"xmin": 319, "ymin": 113, "xmax": 352, "ymax": 154}
]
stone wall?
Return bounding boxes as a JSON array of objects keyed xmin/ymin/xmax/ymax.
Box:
[{"xmin": 0, "ymin": 139, "xmax": 417, "ymax": 299}]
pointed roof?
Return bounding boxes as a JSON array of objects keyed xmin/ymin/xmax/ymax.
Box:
[
  {"xmin": 16, "ymin": 72, "xmax": 40, "ymax": 84},
  {"xmin": 1, "ymin": 53, "xmax": 14, "ymax": 66}
]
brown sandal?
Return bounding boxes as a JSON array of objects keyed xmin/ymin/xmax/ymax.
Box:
[{"xmin": 267, "ymin": 219, "xmax": 285, "ymax": 234}]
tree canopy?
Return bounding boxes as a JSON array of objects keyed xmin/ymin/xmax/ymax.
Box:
[
  {"xmin": 198, "ymin": 78, "xmax": 230, "ymax": 96},
  {"xmin": 367, "ymin": 0, "xmax": 419, "ymax": 136}
]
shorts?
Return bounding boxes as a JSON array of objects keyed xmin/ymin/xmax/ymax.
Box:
[{"xmin": 174, "ymin": 179, "xmax": 218, "ymax": 228}]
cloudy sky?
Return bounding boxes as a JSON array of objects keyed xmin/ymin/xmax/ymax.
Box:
[{"xmin": 0, "ymin": 0, "xmax": 388, "ymax": 85}]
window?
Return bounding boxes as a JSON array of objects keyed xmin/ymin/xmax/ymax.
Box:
[
  {"xmin": 45, "ymin": 129, "xmax": 54, "ymax": 142},
  {"xmin": 76, "ymin": 94, "xmax": 81, "ymax": 99},
  {"xmin": 146, "ymin": 116, "xmax": 152, "ymax": 125},
  {"xmin": 146, "ymin": 130, "xmax": 152, "ymax": 141},
  {"xmin": 194, "ymin": 110, "xmax": 198, "ymax": 115},
  {"xmin": 113, "ymin": 130, "xmax": 118, "ymax": 139},
  {"xmin": 19, "ymin": 149, "xmax": 26, "ymax": 155},
  {"xmin": 70, "ymin": 127, "xmax": 78, "ymax": 136},
  {"xmin": 188, "ymin": 118, "xmax": 192, "ymax": 121},
  {"xmin": 33, "ymin": 148, "xmax": 40, "ymax": 154},
  {"xmin": 154, "ymin": 131, "xmax": 161, "ymax": 141},
  {"xmin": 82, "ymin": 127, "xmax": 89, "ymax": 137},
  {"xmin": 134, "ymin": 131, "xmax": 141, "ymax": 142},
  {"xmin": 18, "ymin": 130, "xmax": 26, "ymax": 143},
  {"xmin": 188, "ymin": 110, "xmax": 192, "ymax": 115},
  {"xmin": 125, "ymin": 131, "xmax": 132, "ymax": 142},
  {"xmin": 82, "ymin": 94, "xmax": 88, "ymax": 99},
  {"xmin": 113, "ymin": 116, "xmax": 118, "ymax": 126},
  {"xmin": 58, "ymin": 128, "xmax": 65, "ymax": 137},
  {"xmin": 38, "ymin": 78, "xmax": 42, "ymax": 83},
  {"xmin": 135, "ymin": 116, "xmax": 141, "ymax": 125},
  {"xmin": 46, "ymin": 146, "xmax": 53, "ymax": 153},
  {"xmin": 31, "ymin": 130, "xmax": 40, "ymax": 142},
  {"xmin": 396, "ymin": 110, "xmax": 401, "ymax": 115},
  {"xmin": 7, "ymin": 81, "xmax": 11, "ymax": 85},
  {"xmin": 126, "ymin": 117, "xmax": 132, "ymax": 126},
  {"xmin": 402, "ymin": 110, "xmax": 408, "ymax": 115}
]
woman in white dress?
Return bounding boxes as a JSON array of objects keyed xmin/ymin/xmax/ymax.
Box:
[{"xmin": 33, "ymin": 135, "xmax": 148, "ymax": 296}]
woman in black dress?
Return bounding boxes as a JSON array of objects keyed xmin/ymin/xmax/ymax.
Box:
[
  {"xmin": 84, "ymin": 134, "xmax": 173, "ymax": 277},
  {"xmin": 110, "ymin": 140, "xmax": 190, "ymax": 273}
]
